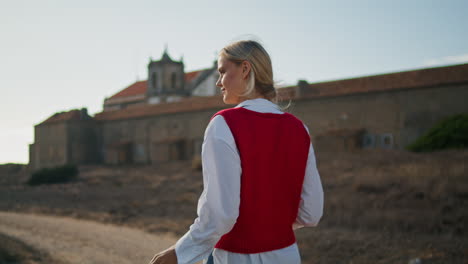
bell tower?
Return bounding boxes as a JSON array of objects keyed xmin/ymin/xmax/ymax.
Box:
[{"xmin": 147, "ymin": 47, "xmax": 186, "ymax": 102}]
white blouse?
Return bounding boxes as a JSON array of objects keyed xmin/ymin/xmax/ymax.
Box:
[{"xmin": 174, "ymin": 98, "xmax": 324, "ymax": 264}]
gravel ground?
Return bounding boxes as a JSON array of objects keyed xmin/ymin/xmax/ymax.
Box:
[{"xmin": 0, "ymin": 211, "xmax": 177, "ymax": 264}]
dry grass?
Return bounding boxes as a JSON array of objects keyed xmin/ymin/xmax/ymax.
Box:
[
  {"xmin": 1, "ymin": 149, "xmax": 467, "ymax": 263},
  {"xmin": 0, "ymin": 233, "xmax": 62, "ymax": 264}
]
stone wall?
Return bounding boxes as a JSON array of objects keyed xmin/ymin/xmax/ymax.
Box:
[
  {"xmin": 29, "ymin": 123, "xmax": 68, "ymax": 170},
  {"xmin": 29, "ymin": 120, "xmax": 99, "ymax": 170},
  {"xmin": 67, "ymin": 120, "xmax": 99, "ymax": 165},
  {"xmin": 96, "ymin": 82, "xmax": 468, "ymax": 164},
  {"xmin": 291, "ymin": 83, "xmax": 468, "ymax": 150},
  {"xmin": 98, "ymin": 109, "xmax": 218, "ymax": 164},
  {"xmin": 30, "ymin": 64, "xmax": 468, "ymax": 168}
]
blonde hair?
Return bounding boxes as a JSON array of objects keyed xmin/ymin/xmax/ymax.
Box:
[{"xmin": 219, "ymin": 40, "xmax": 277, "ymax": 101}]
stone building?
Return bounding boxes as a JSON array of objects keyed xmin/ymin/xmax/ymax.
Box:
[
  {"xmin": 29, "ymin": 62, "xmax": 468, "ymax": 170},
  {"xmin": 29, "ymin": 108, "xmax": 98, "ymax": 170}
]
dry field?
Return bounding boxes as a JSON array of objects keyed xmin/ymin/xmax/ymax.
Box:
[
  {"xmin": 0, "ymin": 232, "xmax": 61, "ymax": 264},
  {"xmin": 0, "ymin": 149, "xmax": 467, "ymax": 264}
]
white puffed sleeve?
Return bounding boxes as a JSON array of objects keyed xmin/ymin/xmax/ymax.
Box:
[
  {"xmin": 293, "ymin": 125, "xmax": 324, "ymax": 229},
  {"xmin": 175, "ymin": 115, "xmax": 241, "ymax": 264}
]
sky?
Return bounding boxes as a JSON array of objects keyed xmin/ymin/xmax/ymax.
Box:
[{"xmin": 1, "ymin": 0, "xmax": 468, "ymax": 164}]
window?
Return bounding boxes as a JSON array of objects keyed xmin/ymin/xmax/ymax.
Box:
[
  {"xmin": 380, "ymin": 133, "xmax": 394, "ymax": 149},
  {"xmin": 169, "ymin": 140, "xmax": 185, "ymax": 160},
  {"xmin": 362, "ymin": 134, "xmax": 376, "ymax": 148}
]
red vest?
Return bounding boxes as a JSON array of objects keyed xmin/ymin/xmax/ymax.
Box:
[{"xmin": 212, "ymin": 107, "xmax": 310, "ymax": 253}]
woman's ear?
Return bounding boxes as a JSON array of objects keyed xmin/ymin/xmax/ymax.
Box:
[{"xmin": 241, "ymin": 61, "xmax": 251, "ymax": 80}]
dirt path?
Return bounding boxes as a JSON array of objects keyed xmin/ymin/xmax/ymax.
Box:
[{"xmin": 0, "ymin": 211, "xmax": 177, "ymax": 264}]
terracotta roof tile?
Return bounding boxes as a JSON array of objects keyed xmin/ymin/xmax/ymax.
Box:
[
  {"xmin": 185, "ymin": 70, "xmax": 204, "ymax": 82},
  {"xmin": 300, "ymin": 63, "xmax": 468, "ymax": 99},
  {"xmin": 95, "ymin": 96, "xmax": 226, "ymax": 121},
  {"xmin": 109, "ymin": 80, "xmax": 147, "ymax": 99}
]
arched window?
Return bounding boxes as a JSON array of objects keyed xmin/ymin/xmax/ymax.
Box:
[
  {"xmin": 152, "ymin": 72, "xmax": 157, "ymax": 89},
  {"xmin": 171, "ymin": 72, "xmax": 177, "ymax": 89}
]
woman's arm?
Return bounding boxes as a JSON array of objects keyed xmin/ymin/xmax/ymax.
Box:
[
  {"xmin": 293, "ymin": 126, "xmax": 324, "ymax": 230},
  {"xmin": 173, "ymin": 115, "xmax": 241, "ymax": 264}
]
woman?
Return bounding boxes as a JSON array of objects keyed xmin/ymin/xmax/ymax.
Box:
[{"xmin": 150, "ymin": 40, "xmax": 324, "ymax": 264}]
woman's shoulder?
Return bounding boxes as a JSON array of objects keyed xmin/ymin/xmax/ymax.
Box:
[{"xmin": 210, "ymin": 107, "xmax": 243, "ymax": 120}]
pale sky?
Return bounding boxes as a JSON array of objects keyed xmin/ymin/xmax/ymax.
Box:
[{"xmin": 1, "ymin": 0, "xmax": 467, "ymax": 164}]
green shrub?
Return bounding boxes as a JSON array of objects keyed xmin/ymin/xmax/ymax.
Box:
[
  {"xmin": 406, "ymin": 114, "xmax": 468, "ymax": 152},
  {"xmin": 27, "ymin": 164, "xmax": 78, "ymax": 186}
]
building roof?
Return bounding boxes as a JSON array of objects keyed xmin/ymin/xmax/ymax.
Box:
[
  {"xmin": 108, "ymin": 69, "xmax": 208, "ymax": 101},
  {"xmin": 298, "ymin": 63, "xmax": 468, "ymax": 99},
  {"xmin": 95, "ymin": 96, "xmax": 225, "ymax": 121},
  {"xmin": 189, "ymin": 68, "xmax": 216, "ymax": 90},
  {"xmin": 108, "ymin": 80, "xmax": 147, "ymax": 99},
  {"xmin": 185, "ymin": 70, "xmax": 204, "ymax": 82},
  {"xmin": 94, "ymin": 63, "xmax": 468, "ymax": 122},
  {"xmin": 39, "ymin": 109, "xmax": 91, "ymax": 125}
]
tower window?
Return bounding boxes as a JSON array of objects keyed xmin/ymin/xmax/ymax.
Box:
[
  {"xmin": 171, "ymin": 72, "xmax": 177, "ymax": 89},
  {"xmin": 152, "ymin": 73, "xmax": 157, "ymax": 89}
]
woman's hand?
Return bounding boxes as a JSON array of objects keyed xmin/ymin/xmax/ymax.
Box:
[{"xmin": 149, "ymin": 246, "xmax": 177, "ymax": 264}]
